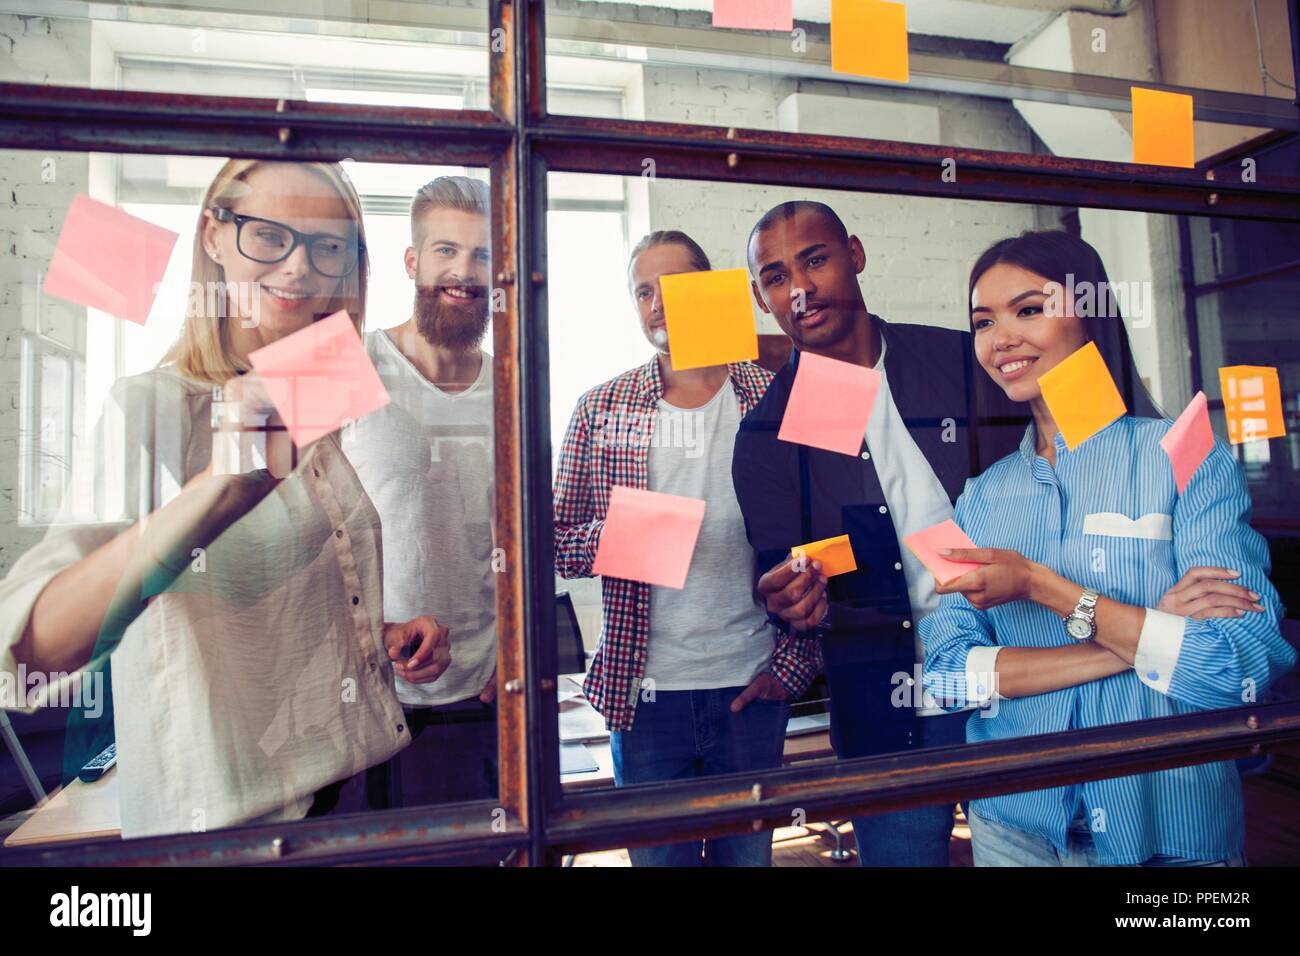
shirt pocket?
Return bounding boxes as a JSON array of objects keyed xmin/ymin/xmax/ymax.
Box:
[{"xmin": 1080, "ymin": 511, "xmax": 1176, "ymax": 605}]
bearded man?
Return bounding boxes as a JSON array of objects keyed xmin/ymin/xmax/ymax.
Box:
[{"xmin": 345, "ymin": 175, "xmax": 499, "ymax": 806}]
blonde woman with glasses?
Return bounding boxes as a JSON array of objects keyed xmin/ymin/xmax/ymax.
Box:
[{"xmin": 0, "ymin": 160, "xmax": 449, "ymax": 838}]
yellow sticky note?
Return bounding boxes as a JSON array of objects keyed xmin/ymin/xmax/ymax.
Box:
[
  {"xmin": 792, "ymin": 534, "xmax": 857, "ymax": 578},
  {"xmin": 660, "ymin": 268, "xmax": 759, "ymax": 371},
  {"xmin": 1132, "ymin": 87, "xmax": 1194, "ymax": 168},
  {"xmin": 1038, "ymin": 341, "xmax": 1128, "ymax": 450},
  {"xmin": 831, "ymin": 0, "xmax": 909, "ymax": 84},
  {"xmin": 1219, "ymin": 365, "xmax": 1286, "ymax": 444}
]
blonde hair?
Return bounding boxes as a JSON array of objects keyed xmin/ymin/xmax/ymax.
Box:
[
  {"xmin": 410, "ymin": 175, "xmax": 489, "ymax": 246},
  {"xmin": 162, "ymin": 160, "xmax": 369, "ymax": 385}
]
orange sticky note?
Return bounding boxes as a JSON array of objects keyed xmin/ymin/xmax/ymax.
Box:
[
  {"xmin": 43, "ymin": 194, "xmax": 179, "ymax": 326},
  {"xmin": 1218, "ymin": 366, "xmax": 1286, "ymax": 444},
  {"xmin": 660, "ymin": 268, "xmax": 759, "ymax": 371},
  {"xmin": 778, "ymin": 351, "xmax": 881, "ymax": 456},
  {"xmin": 831, "ymin": 0, "xmax": 909, "ymax": 84},
  {"xmin": 792, "ymin": 534, "xmax": 857, "ymax": 577},
  {"xmin": 248, "ymin": 310, "xmax": 391, "ymax": 447},
  {"xmin": 1131, "ymin": 87, "xmax": 1194, "ymax": 168},
  {"xmin": 592, "ymin": 486, "xmax": 707, "ymax": 589},
  {"xmin": 1038, "ymin": 341, "xmax": 1127, "ymax": 450},
  {"xmin": 903, "ymin": 520, "xmax": 982, "ymax": 587},
  {"xmin": 713, "ymin": 0, "xmax": 792, "ymax": 30},
  {"xmin": 1160, "ymin": 391, "xmax": 1214, "ymax": 493}
]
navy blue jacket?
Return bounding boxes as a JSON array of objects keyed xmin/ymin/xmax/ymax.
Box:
[{"xmin": 732, "ymin": 315, "xmax": 1021, "ymax": 758}]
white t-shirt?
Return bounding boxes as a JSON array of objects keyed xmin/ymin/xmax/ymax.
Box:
[
  {"xmin": 866, "ymin": 338, "xmax": 970, "ymax": 715},
  {"xmin": 343, "ymin": 331, "xmax": 496, "ymax": 707},
  {"xmin": 644, "ymin": 383, "xmax": 774, "ymax": 691}
]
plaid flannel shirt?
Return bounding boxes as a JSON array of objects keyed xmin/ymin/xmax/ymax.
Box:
[{"xmin": 554, "ymin": 355, "xmax": 823, "ymax": 732}]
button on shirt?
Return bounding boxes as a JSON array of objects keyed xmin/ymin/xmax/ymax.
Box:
[
  {"xmin": 0, "ymin": 368, "xmax": 411, "ymax": 838},
  {"xmin": 920, "ymin": 416, "xmax": 1295, "ymax": 864}
]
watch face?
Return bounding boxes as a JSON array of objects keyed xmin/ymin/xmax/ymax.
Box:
[{"xmin": 1066, "ymin": 616, "xmax": 1092, "ymax": 639}]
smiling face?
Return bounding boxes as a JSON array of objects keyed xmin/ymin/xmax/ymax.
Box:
[
  {"xmin": 406, "ymin": 207, "xmax": 491, "ymax": 351},
  {"xmin": 748, "ymin": 209, "xmax": 866, "ymax": 354},
  {"xmin": 970, "ymin": 261, "xmax": 1089, "ymax": 403},
  {"xmin": 201, "ymin": 163, "xmax": 353, "ymax": 348},
  {"xmin": 629, "ymin": 241, "xmax": 700, "ymax": 354}
]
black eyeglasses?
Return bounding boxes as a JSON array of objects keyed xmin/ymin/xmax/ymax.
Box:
[{"xmin": 211, "ymin": 207, "xmax": 364, "ymax": 278}]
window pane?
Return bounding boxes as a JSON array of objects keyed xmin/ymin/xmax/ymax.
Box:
[
  {"xmin": 545, "ymin": 170, "xmax": 1300, "ymax": 867},
  {"xmin": 544, "ymin": 0, "xmax": 1295, "ymax": 164},
  {"xmin": 1, "ymin": 150, "xmax": 506, "ymax": 851},
  {"xmin": 1, "ymin": 1, "xmax": 489, "ymax": 111}
]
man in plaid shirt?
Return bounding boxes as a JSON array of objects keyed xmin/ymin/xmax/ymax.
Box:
[{"xmin": 554, "ymin": 230, "xmax": 822, "ymax": 866}]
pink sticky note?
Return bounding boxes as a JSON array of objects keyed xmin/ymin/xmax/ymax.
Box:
[
  {"xmin": 248, "ymin": 310, "xmax": 390, "ymax": 447},
  {"xmin": 778, "ymin": 352, "xmax": 881, "ymax": 456},
  {"xmin": 1160, "ymin": 391, "xmax": 1214, "ymax": 494},
  {"xmin": 903, "ymin": 520, "xmax": 982, "ymax": 587},
  {"xmin": 43, "ymin": 194, "xmax": 178, "ymax": 326},
  {"xmin": 712, "ymin": 0, "xmax": 793, "ymax": 30},
  {"xmin": 592, "ymin": 486, "xmax": 707, "ymax": 589}
]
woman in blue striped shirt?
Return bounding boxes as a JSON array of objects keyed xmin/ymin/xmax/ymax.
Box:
[{"xmin": 920, "ymin": 230, "xmax": 1296, "ymax": 866}]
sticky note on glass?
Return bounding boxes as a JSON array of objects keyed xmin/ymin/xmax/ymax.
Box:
[
  {"xmin": 660, "ymin": 268, "xmax": 759, "ymax": 371},
  {"xmin": 792, "ymin": 534, "xmax": 857, "ymax": 577},
  {"xmin": 712, "ymin": 0, "xmax": 792, "ymax": 30},
  {"xmin": 778, "ymin": 351, "xmax": 881, "ymax": 456},
  {"xmin": 903, "ymin": 520, "xmax": 981, "ymax": 587},
  {"xmin": 248, "ymin": 310, "xmax": 390, "ymax": 447},
  {"xmin": 592, "ymin": 486, "xmax": 707, "ymax": 589},
  {"xmin": 43, "ymin": 194, "xmax": 178, "ymax": 326},
  {"xmin": 1219, "ymin": 366, "xmax": 1286, "ymax": 444},
  {"xmin": 831, "ymin": 0, "xmax": 909, "ymax": 84},
  {"xmin": 1038, "ymin": 341, "xmax": 1127, "ymax": 450},
  {"xmin": 1132, "ymin": 87, "xmax": 1194, "ymax": 169},
  {"xmin": 1160, "ymin": 391, "xmax": 1214, "ymax": 493}
]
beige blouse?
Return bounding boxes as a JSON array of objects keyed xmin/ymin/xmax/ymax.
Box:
[{"xmin": 0, "ymin": 367, "xmax": 411, "ymax": 838}]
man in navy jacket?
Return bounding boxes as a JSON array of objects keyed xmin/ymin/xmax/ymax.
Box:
[{"xmin": 732, "ymin": 200, "xmax": 1020, "ymax": 865}]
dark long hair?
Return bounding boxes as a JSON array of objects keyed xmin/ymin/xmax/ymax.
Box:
[{"xmin": 967, "ymin": 230, "xmax": 1162, "ymax": 468}]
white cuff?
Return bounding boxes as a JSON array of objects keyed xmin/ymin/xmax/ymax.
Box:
[
  {"xmin": 965, "ymin": 645, "xmax": 1005, "ymax": 704},
  {"xmin": 1134, "ymin": 608, "xmax": 1185, "ymax": 695}
]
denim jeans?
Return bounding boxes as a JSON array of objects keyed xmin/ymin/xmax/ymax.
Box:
[
  {"xmin": 610, "ymin": 686, "xmax": 789, "ymax": 866},
  {"xmin": 968, "ymin": 806, "xmax": 1246, "ymax": 867},
  {"xmin": 849, "ymin": 711, "xmax": 967, "ymax": 867}
]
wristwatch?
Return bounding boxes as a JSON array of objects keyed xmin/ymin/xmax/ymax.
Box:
[{"xmin": 1063, "ymin": 588, "xmax": 1099, "ymax": 641}]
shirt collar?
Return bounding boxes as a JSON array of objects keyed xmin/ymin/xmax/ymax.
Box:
[{"xmin": 788, "ymin": 312, "xmax": 888, "ymax": 372}]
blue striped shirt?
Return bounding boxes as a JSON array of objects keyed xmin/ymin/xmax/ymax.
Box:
[{"xmin": 920, "ymin": 415, "xmax": 1295, "ymax": 865}]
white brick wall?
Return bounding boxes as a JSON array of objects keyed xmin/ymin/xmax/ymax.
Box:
[{"xmin": 639, "ymin": 68, "xmax": 1048, "ymax": 333}]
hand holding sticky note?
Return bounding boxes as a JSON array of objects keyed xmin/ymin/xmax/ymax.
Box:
[
  {"xmin": 778, "ymin": 352, "xmax": 881, "ymax": 456},
  {"xmin": 659, "ymin": 268, "xmax": 759, "ymax": 371},
  {"xmin": 592, "ymin": 486, "xmax": 707, "ymax": 589},
  {"xmin": 1037, "ymin": 341, "xmax": 1127, "ymax": 450},
  {"xmin": 1160, "ymin": 391, "xmax": 1214, "ymax": 493},
  {"xmin": 792, "ymin": 534, "xmax": 857, "ymax": 577},
  {"xmin": 43, "ymin": 194, "xmax": 179, "ymax": 326},
  {"xmin": 830, "ymin": 0, "xmax": 910, "ymax": 84},
  {"xmin": 248, "ymin": 310, "xmax": 390, "ymax": 447},
  {"xmin": 1218, "ymin": 365, "xmax": 1286, "ymax": 444},
  {"xmin": 903, "ymin": 520, "xmax": 982, "ymax": 587}
]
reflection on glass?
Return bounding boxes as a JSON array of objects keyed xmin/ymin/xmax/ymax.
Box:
[
  {"xmin": 546, "ymin": 173, "xmax": 1298, "ymax": 867},
  {"xmin": 0, "ymin": 153, "xmax": 499, "ymax": 848},
  {"xmin": 544, "ymin": 0, "xmax": 1293, "ymax": 164},
  {"xmin": 1, "ymin": 1, "xmax": 489, "ymax": 111}
]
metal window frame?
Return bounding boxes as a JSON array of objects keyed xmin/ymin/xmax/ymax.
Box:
[{"xmin": 2, "ymin": 0, "xmax": 1300, "ymax": 867}]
